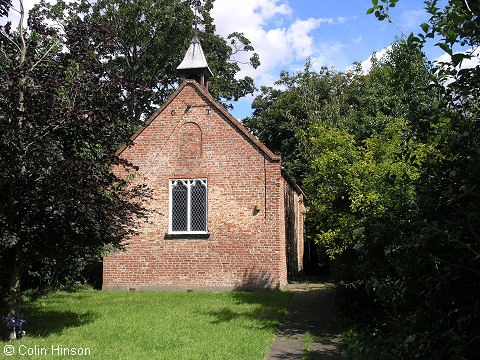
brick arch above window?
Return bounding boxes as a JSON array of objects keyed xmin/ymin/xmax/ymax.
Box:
[{"xmin": 179, "ymin": 122, "xmax": 202, "ymax": 159}]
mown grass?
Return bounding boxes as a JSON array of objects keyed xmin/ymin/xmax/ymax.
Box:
[{"xmin": 1, "ymin": 288, "xmax": 292, "ymax": 359}]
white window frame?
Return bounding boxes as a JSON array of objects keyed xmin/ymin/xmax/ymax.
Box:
[{"xmin": 168, "ymin": 178, "xmax": 208, "ymax": 234}]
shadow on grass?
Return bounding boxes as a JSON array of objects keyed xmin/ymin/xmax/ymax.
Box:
[
  {"xmin": 204, "ymin": 268, "xmax": 293, "ymax": 331},
  {"xmin": 18, "ymin": 284, "xmax": 96, "ymax": 308},
  {"xmin": 205, "ymin": 297, "xmax": 290, "ymax": 331},
  {"xmin": 21, "ymin": 309, "xmax": 98, "ymax": 337}
]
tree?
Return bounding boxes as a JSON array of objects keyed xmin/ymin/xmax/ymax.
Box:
[
  {"xmin": 369, "ymin": 0, "xmax": 480, "ymax": 108},
  {"xmin": 327, "ymin": 1, "xmax": 480, "ymax": 359},
  {"xmin": 245, "ymin": 12, "xmax": 478, "ymax": 355},
  {"xmin": 244, "ymin": 42, "xmax": 437, "ymax": 183},
  {"xmin": 1, "ymin": 0, "xmax": 148, "ymax": 339},
  {"xmin": 244, "ymin": 61, "xmax": 353, "ymax": 182},
  {"xmin": 346, "ymin": 42, "xmax": 438, "ymax": 141},
  {"xmin": 0, "ymin": 0, "xmax": 11, "ymax": 17},
  {"xmin": 32, "ymin": 0, "xmax": 260, "ymax": 121}
]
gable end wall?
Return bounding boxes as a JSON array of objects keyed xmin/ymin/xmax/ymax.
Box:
[{"xmin": 103, "ymin": 83, "xmax": 288, "ymax": 290}]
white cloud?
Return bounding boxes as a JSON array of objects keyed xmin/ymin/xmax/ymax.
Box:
[
  {"xmin": 349, "ymin": 45, "xmax": 392, "ymax": 74},
  {"xmin": 434, "ymin": 48, "xmax": 480, "ymax": 87},
  {"xmin": 211, "ymin": 0, "xmax": 346, "ymax": 87},
  {"xmin": 400, "ymin": 8, "xmax": 428, "ymax": 32},
  {"xmin": 349, "ymin": 46, "xmax": 480, "ymax": 79},
  {"xmin": 336, "ymin": 16, "xmax": 358, "ymax": 25},
  {"xmin": 435, "ymin": 47, "xmax": 480, "ymax": 69},
  {"xmin": 212, "ymin": 0, "xmax": 291, "ymax": 36},
  {"xmin": 311, "ymin": 42, "xmax": 348, "ymax": 71},
  {"xmin": 211, "ymin": 0, "xmax": 289, "ymax": 85},
  {"xmin": 286, "ymin": 18, "xmax": 324, "ymax": 59},
  {"xmin": 436, "ymin": 49, "xmax": 480, "ymax": 87},
  {"xmin": 3, "ymin": 0, "xmax": 356, "ymax": 118},
  {"xmin": 256, "ymin": 0, "xmax": 291, "ymax": 19}
]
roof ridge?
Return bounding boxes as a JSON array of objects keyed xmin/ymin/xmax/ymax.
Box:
[{"xmin": 115, "ymin": 80, "xmax": 281, "ymax": 162}]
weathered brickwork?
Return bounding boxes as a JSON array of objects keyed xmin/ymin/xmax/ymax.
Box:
[{"xmin": 103, "ymin": 80, "xmax": 305, "ymax": 291}]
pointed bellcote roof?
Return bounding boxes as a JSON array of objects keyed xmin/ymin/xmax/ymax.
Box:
[{"xmin": 177, "ymin": 34, "xmax": 213, "ymax": 90}]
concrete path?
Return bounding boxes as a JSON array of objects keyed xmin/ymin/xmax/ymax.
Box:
[{"xmin": 265, "ymin": 281, "xmax": 345, "ymax": 360}]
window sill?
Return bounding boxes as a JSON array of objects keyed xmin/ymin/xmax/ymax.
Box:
[{"xmin": 165, "ymin": 233, "xmax": 210, "ymax": 240}]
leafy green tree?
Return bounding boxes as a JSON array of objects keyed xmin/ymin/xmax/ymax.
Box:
[
  {"xmin": 0, "ymin": 0, "xmax": 149, "ymax": 339},
  {"xmin": 245, "ymin": 3, "xmax": 477, "ymax": 354},
  {"xmin": 328, "ymin": 1, "xmax": 480, "ymax": 359},
  {"xmin": 244, "ymin": 61, "xmax": 353, "ymax": 182},
  {"xmin": 32, "ymin": 0, "xmax": 260, "ymax": 121},
  {"xmin": 369, "ymin": 0, "xmax": 479, "ymax": 106},
  {"xmin": 244, "ymin": 42, "xmax": 437, "ymax": 182},
  {"xmin": 346, "ymin": 42, "xmax": 437, "ymax": 141},
  {"xmin": 0, "ymin": 0, "xmax": 11, "ymax": 16}
]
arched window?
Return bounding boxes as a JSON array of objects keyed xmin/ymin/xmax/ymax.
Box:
[{"xmin": 169, "ymin": 179, "xmax": 207, "ymax": 234}]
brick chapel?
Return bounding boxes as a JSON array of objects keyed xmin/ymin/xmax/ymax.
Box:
[{"xmin": 102, "ymin": 34, "xmax": 305, "ymax": 291}]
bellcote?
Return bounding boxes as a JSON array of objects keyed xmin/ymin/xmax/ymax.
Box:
[{"xmin": 177, "ymin": 34, "xmax": 213, "ymax": 91}]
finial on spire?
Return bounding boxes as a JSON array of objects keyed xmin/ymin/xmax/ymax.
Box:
[{"xmin": 193, "ymin": 4, "xmax": 200, "ymax": 40}]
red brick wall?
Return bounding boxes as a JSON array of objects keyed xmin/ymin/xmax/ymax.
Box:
[
  {"xmin": 103, "ymin": 82, "xmax": 291, "ymax": 290},
  {"xmin": 283, "ymin": 177, "xmax": 306, "ymax": 276},
  {"xmin": 293, "ymin": 184, "xmax": 305, "ymax": 273}
]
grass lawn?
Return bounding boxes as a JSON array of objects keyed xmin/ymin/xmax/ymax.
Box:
[{"xmin": 1, "ymin": 288, "xmax": 292, "ymax": 359}]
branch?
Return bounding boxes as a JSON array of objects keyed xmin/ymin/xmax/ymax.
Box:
[
  {"xmin": 17, "ymin": 0, "xmax": 27, "ymax": 129},
  {"xmin": 463, "ymin": 0, "xmax": 480, "ymax": 30},
  {"xmin": 460, "ymin": 334, "xmax": 480, "ymax": 352},
  {"xmin": 29, "ymin": 39, "xmax": 59, "ymax": 72},
  {"xmin": 386, "ymin": 14, "xmax": 406, "ymax": 38},
  {"xmin": 230, "ymin": 45, "xmax": 246, "ymax": 56},
  {"xmin": 0, "ymin": 30, "xmax": 21, "ymax": 53},
  {"xmin": 24, "ymin": 118, "xmax": 68, "ymax": 152},
  {"xmin": 18, "ymin": 0, "xmax": 26, "ymax": 61},
  {"xmin": 463, "ymin": 0, "xmax": 473, "ymax": 14},
  {"xmin": 433, "ymin": 256, "xmax": 480, "ymax": 275},
  {"xmin": 227, "ymin": 59, "xmax": 254, "ymax": 66}
]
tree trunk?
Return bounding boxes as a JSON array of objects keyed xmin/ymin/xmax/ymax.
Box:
[
  {"xmin": 7, "ymin": 1, "xmax": 26, "ymax": 340},
  {"xmin": 17, "ymin": 0, "xmax": 26, "ymax": 130},
  {"xmin": 7, "ymin": 246, "xmax": 23, "ymax": 340},
  {"xmin": 8, "ymin": 0, "xmax": 26, "ymax": 340}
]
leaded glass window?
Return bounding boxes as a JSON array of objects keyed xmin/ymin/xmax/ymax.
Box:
[
  {"xmin": 171, "ymin": 181, "xmax": 188, "ymax": 231},
  {"xmin": 190, "ymin": 180, "xmax": 207, "ymax": 231},
  {"xmin": 169, "ymin": 179, "xmax": 208, "ymax": 234}
]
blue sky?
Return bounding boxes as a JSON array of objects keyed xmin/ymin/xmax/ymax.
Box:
[
  {"xmin": 3, "ymin": 0, "xmax": 457, "ymax": 120},
  {"xmin": 210, "ymin": 0, "xmax": 450, "ymax": 119}
]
